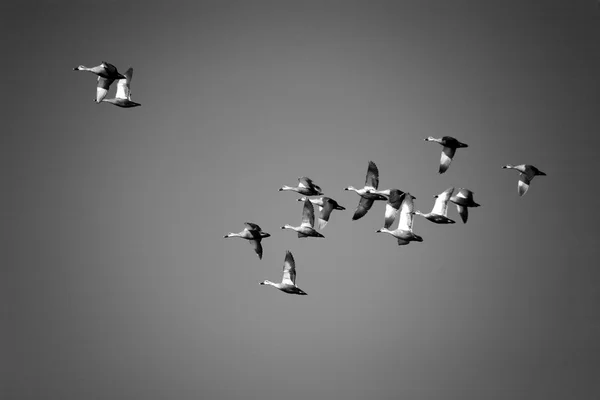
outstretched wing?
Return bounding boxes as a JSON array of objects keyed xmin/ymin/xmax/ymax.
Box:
[
  {"xmin": 115, "ymin": 67, "xmax": 133, "ymax": 100},
  {"xmin": 352, "ymin": 196, "xmax": 374, "ymax": 221},
  {"xmin": 397, "ymin": 193, "xmax": 415, "ymax": 231},
  {"xmin": 301, "ymin": 199, "xmax": 315, "ymax": 227},
  {"xmin": 248, "ymin": 232, "xmax": 264, "ymax": 259},
  {"xmin": 244, "ymin": 222, "xmax": 262, "ymax": 231},
  {"xmin": 96, "ymin": 76, "xmax": 114, "ymax": 102},
  {"xmin": 431, "ymin": 187, "xmax": 454, "ymax": 216},
  {"xmin": 318, "ymin": 199, "xmax": 335, "ymax": 229},
  {"xmin": 456, "ymin": 204, "xmax": 469, "ymax": 223},
  {"xmin": 298, "ymin": 177, "xmax": 322, "ymax": 193},
  {"xmin": 518, "ymin": 174, "xmax": 531, "ymax": 196},
  {"xmin": 439, "ymin": 147, "xmax": 456, "ymax": 174},
  {"xmin": 282, "ymin": 251, "xmax": 296, "ymax": 285},
  {"xmin": 384, "ymin": 189, "xmax": 404, "ymax": 229},
  {"xmin": 365, "ymin": 161, "xmax": 379, "ymax": 189}
]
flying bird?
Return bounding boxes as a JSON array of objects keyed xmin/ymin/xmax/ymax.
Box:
[
  {"xmin": 281, "ymin": 199, "xmax": 325, "ymax": 238},
  {"xmin": 279, "ymin": 176, "xmax": 324, "ymax": 196},
  {"xmin": 424, "ymin": 136, "xmax": 468, "ymax": 174},
  {"xmin": 260, "ymin": 250, "xmax": 307, "ymax": 295},
  {"xmin": 100, "ymin": 68, "xmax": 141, "ymax": 108},
  {"xmin": 502, "ymin": 164, "xmax": 546, "ymax": 196},
  {"xmin": 73, "ymin": 61, "xmax": 127, "ymax": 103},
  {"xmin": 223, "ymin": 222, "xmax": 271, "ymax": 259},
  {"xmin": 376, "ymin": 193, "xmax": 423, "ymax": 245},
  {"xmin": 414, "ymin": 187, "xmax": 456, "ymax": 224},
  {"xmin": 344, "ymin": 161, "xmax": 388, "ymax": 220},
  {"xmin": 449, "ymin": 188, "xmax": 480, "ymax": 223},
  {"xmin": 297, "ymin": 196, "xmax": 345, "ymax": 229}
]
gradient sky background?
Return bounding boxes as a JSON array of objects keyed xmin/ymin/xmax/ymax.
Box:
[{"xmin": 5, "ymin": 1, "xmax": 600, "ymax": 399}]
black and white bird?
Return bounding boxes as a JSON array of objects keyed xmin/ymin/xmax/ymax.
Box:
[
  {"xmin": 281, "ymin": 199, "xmax": 325, "ymax": 238},
  {"xmin": 344, "ymin": 161, "xmax": 388, "ymax": 221},
  {"xmin": 279, "ymin": 176, "xmax": 324, "ymax": 196},
  {"xmin": 414, "ymin": 187, "xmax": 456, "ymax": 224},
  {"xmin": 73, "ymin": 61, "xmax": 126, "ymax": 103},
  {"xmin": 297, "ymin": 196, "xmax": 345, "ymax": 229},
  {"xmin": 376, "ymin": 193, "xmax": 423, "ymax": 245},
  {"xmin": 449, "ymin": 188, "xmax": 480, "ymax": 223},
  {"xmin": 224, "ymin": 222, "xmax": 271, "ymax": 259},
  {"xmin": 502, "ymin": 164, "xmax": 546, "ymax": 196},
  {"xmin": 260, "ymin": 251, "xmax": 307, "ymax": 295},
  {"xmin": 424, "ymin": 136, "xmax": 468, "ymax": 174},
  {"xmin": 101, "ymin": 67, "xmax": 141, "ymax": 108}
]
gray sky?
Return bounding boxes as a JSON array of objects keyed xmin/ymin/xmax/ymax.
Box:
[{"xmin": 5, "ymin": 1, "xmax": 600, "ymax": 399}]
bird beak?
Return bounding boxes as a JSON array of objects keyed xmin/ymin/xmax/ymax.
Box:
[
  {"xmin": 539, "ymin": 171, "xmax": 547, "ymax": 176},
  {"xmin": 262, "ymin": 233, "xmax": 271, "ymax": 238}
]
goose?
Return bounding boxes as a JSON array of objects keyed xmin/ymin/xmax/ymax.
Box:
[
  {"xmin": 344, "ymin": 161, "xmax": 388, "ymax": 220},
  {"xmin": 449, "ymin": 188, "xmax": 480, "ymax": 223},
  {"xmin": 224, "ymin": 222, "xmax": 271, "ymax": 259},
  {"xmin": 414, "ymin": 187, "xmax": 456, "ymax": 224},
  {"xmin": 502, "ymin": 164, "xmax": 546, "ymax": 196},
  {"xmin": 281, "ymin": 199, "xmax": 325, "ymax": 238},
  {"xmin": 101, "ymin": 68, "xmax": 141, "ymax": 108},
  {"xmin": 376, "ymin": 193, "xmax": 423, "ymax": 245},
  {"xmin": 260, "ymin": 251, "xmax": 307, "ymax": 295},
  {"xmin": 424, "ymin": 136, "xmax": 468, "ymax": 174},
  {"xmin": 297, "ymin": 196, "xmax": 345, "ymax": 229},
  {"xmin": 279, "ymin": 176, "xmax": 324, "ymax": 196},
  {"xmin": 73, "ymin": 61, "xmax": 126, "ymax": 80}
]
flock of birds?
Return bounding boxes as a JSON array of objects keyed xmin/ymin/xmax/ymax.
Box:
[{"xmin": 74, "ymin": 61, "xmax": 547, "ymax": 296}]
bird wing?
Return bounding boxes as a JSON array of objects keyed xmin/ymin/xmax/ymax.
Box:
[
  {"xmin": 518, "ymin": 174, "xmax": 531, "ymax": 196},
  {"xmin": 115, "ymin": 67, "xmax": 133, "ymax": 100},
  {"xmin": 384, "ymin": 189, "xmax": 404, "ymax": 229},
  {"xmin": 352, "ymin": 196, "xmax": 374, "ymax": 221},
  {"xmin": 248, "ymin": 232, "xmax": 264, "ymax": 260},
  {"xmin": 244, "ymin": 222, "xmax": 262, "ymax": 231},
  {"xmin": 301, "ymin": 199, "xmax": 315, "ymax": 227},
  {"xmin": 282, "ymin": 251, "xmax": 296, "ymax": 285},
  {"xmin": 96, "ymin": 76, "xmax": 114, "ymax": 102},
  {"xmin": 431, "ymin": 187, "xmax": 454, "ymax": 216},
  {"xmin": 365, "ymin": 161, "xmax": 379, "ymax": 189},
  {"xmin": 439, "ymin": 146, "xmax": 456, "ymax": 174},
  {"xmin": 318, "ymin": 199, "xmax": 335, "ymax": 229},
  {"xmin": 298, "ymin": 177, "xmax": 322, "ymax": 193},
  {"xmin": 456, "ymin": 204, "xmax": 469, "ymax": 223},
  {"xmin": 397, "ymin": 194, "xmax": 415, "ymax": 231}
]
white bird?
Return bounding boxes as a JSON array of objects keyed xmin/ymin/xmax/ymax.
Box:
[
  {"xmin": 424, "ymin": 136, "xmax": 468, "ymax": 174},
  {"xmin": 101, "ymin": 67, "xmax": 141, "ymax": 108},
  {"xmin": 449, "ymin": 188, "xmax": 480, "ymax": 223},
  {"xmin": 414, "ymin": 187, "xmax": 456, "ymax": 224},
  {"xmin": 344, "ymin": 161, "xmax": 388, "ymax": 220},
  {"xmin": 502, "ymin": 164, "xmax": 546, "ymax": 196},
  {"xmin": 224, "ymin": 222, "xmax": 271, "ymax": 259},
  {"xmin": 73, "ymin": 61, "xmax": 126, "ymax": 103},
  {"xmin": 376, "ymin": 193, "xmax": 423, "ymax": 245},
  {"xmin": 279, "ymin": 176, "xmax": 324, "ymax": 196},
  {"xmin": 281, "ymin": 199, "xmax": 325, "ymax": 238},
  {"xmin": 260, "ymin": 251, "xmax": 307, "ymax": 295},
  {"xmin": 297, "ymin": 196, "xmax": 345, "ymax": 229}
]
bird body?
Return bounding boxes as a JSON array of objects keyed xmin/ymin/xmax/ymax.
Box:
[
  {"xmin": 297, "ymin": 196, "xmax": 345, "ymax": 229},
  {"xmin": 449, "ymin": 188, "xmax": 480, "ymax": 223},
  {"xmin": 414, "ymin": 187, "xmax": 456, "ymax": 224},
  {"xmin": 224, "ymin": 222, "xmax": 271, "ymax": 259},
  {"xmin": 502, "ymin": 164, "xmax": 546, "ymax": 196},
  {"xmin": 424, "ymin": 136, "xmax": 468, "ymax": 174},
  {"xmin": 279, "ymin": 176, "xmax": 323, "ymax": 196},
  {"xmin": 73, "ymin": 61, "xmax": 126, "ymax": 79},
  {"xmin": 281, "ymin": 199, "xmax": 325, "ymax": 238},
  {"xmin": 260, "ymin": 251, "xmax": 307, "ymax": 295},
  {"xmin": 376, "ymin": 193, "xmax": 423, "ymax": 245},
  {"xmin": 345, "ymin": 161, "xmax": 388, "ymax": 220},
  {"xmin": 101, "ymin": 67, "xmax": 141, "ymax": 108}
]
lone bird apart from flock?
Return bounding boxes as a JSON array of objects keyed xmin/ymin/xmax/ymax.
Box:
[
  {"xmin": 73, "ymin": 61, "xmax": 127, "ymax": 103},
  {"xmin": 377, "ymin": 192, "xmax": 423, "ymax": 245},
  {"xmin": 345, "ymin": 161, "xmax": 388, "ymax": 221},
  {"xmin": 281, "ymin": 199, "xmax": 325, "ymax": 238},
  {"xmin": 101, "ymin": 67, "xmax": 141, "ymax": 108},
  {"xmin": 414, "ymin": 187, "xmax": 456, "ymax": 224},
  {"xmin": 224, "ymin": 222, "xmax": 271, "ymax": 259},
  {"xmin": 260, "ymin": 250, "xmax": 307, "ymax": 295},
  {"xmin": 449, "ymin": 188, "xmax": 480, "ymax": 224},
  {"xmin": 297, "ymin": 196, "xmax": 345, "ymax": 229},
  {"xmin": 502, "ymin": 164, "xmax": 546, "ymax": 196},
  {"xmin": 424, "ymin": 136, "xmax": 468, "ymax": 174},
  {"xmin": 279, "ymin": 177, "xmax": 324, "ymax": 196}
]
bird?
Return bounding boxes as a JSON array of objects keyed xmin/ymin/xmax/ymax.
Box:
[
  {"xmin": 297, "ymin": 196, "xmax": 345, "ymax": 229},
  {"xmin": 279, "ymin": 176, "xmax": 324, "ymax": 196},
  {"xmin": 376, "ymin": 193, "xmax": 423, "ymax": 245},
  {"xmin": 413, "ymin": 187, "xmax": 456, "ymax": 224},
  {"xmin": 100, "ymin": 68, "xmax": 141, "ymax": 108},
  {"xmin": 382, "ymin": 189, "xmax": 407, "ymax": 229},
  {"xmin": 344, "ymin": 161, "xmax": 388, "ymax": 220},
  {"xmin": 424, "ymin": 136, "xmax": 468, "ymax": 174},
  {"xmin": 502, "ymin": 164, "xmax": 546, "ymax": 196},
  {"xmin": 73, "ymin": 61, "xmax": 127, "ymax": 103},
  {"xmin": 223, "ymin": 222, "xmax": 271, "ymax": 259},
  {"xmin": 281, "ymin": 198, "xmax": 325, "ymax": 238},
  {"xmin": 449, "ymin": 188, "xmax": 480, "ymax": 223},
  {"xmin": 260, "ymin": 250, "xmax": 307, "ymax": 295}
]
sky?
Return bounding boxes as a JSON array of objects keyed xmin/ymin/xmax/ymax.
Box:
[{"xmin": 4, "ymin": 1, "xmax": 600, "ymax": 399}]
